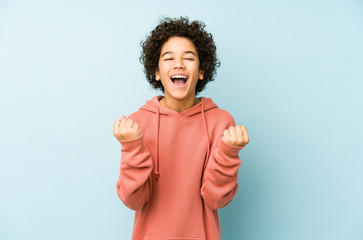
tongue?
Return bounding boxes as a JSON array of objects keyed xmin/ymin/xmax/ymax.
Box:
[{"xmin": 174, "ymin": 79, "xmax": 185, "ymax": 85}]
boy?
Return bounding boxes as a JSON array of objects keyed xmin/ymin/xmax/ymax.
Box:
[{"xmin": 113, "ymin": 17, "xmax": 249, "ymax": 240}]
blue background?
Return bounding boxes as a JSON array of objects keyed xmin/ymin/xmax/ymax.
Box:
[{"xmin": 0, "ymin": 0, "xmax": 362, "ymax": 239}]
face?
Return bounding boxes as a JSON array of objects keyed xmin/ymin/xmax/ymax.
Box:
[{"xmin": 155, "ymin": 37, "xmax": 204, "ymax": 102}]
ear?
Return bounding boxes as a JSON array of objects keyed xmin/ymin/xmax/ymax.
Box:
[
  {"xmin": 199, "ymin": 70, "xmax": 204, "ymax": 80},
  {"xmin": 155, "ymin": 70, "xmax": 160, "ymax": 81}
]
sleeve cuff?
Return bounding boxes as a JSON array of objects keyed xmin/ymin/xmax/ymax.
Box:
[
  {"xmin": 218, "ymin": 139, "xmax": 244, "ymax": 157},
  {"xmin": 118, "ymin": 134, "xmax": 144, "ymax": 152}
]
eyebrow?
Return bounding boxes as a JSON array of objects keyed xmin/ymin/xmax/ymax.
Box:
[{"xmin": 161, "ymin": 51, "xmax": 197, "ymax": 58}]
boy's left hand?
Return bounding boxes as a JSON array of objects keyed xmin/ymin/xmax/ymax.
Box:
[{"xmin": 222, "ymin": 125, "xmax": 249, "ymax": 147}]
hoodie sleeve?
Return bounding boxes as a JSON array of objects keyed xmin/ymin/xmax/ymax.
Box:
[
  {"xmin": 116, "ymin": 134, "xmax": 153, "ymax": 211},
  {"xmin": 200, "ymin": 120, "xmax": 244, "ymax": 210}
]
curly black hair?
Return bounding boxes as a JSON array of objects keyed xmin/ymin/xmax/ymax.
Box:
[{"xmin": 140, "ymin": 16, "xmax": 220, "ymax": 94}]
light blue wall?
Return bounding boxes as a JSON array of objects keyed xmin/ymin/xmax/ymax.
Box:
[{"xmin": 0, "ymin": 0, "xmax": 362, "ymax": 239}]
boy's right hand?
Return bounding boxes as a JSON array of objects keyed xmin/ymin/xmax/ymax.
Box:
[{"xmin": 113, "ymin": 115, "xmax": 141, "ymax": 141}]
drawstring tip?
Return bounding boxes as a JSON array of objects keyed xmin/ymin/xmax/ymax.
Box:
[{"xmin": 154, "ymin": 172, "xmax": 160, "ymax": 180}]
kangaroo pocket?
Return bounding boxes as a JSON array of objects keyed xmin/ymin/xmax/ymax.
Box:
[{"xmin": 143, "ymin": 233, "xmax": 205, "ymax": 240}]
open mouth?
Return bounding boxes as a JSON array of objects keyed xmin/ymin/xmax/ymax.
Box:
[{"xmin": 170, "ymin": 75, "xmax": 188, "ymax": 87}]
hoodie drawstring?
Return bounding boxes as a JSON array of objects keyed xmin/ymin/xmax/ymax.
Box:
[
  {"xmin": 201, "ymin": 103, "xmax": 210, "ymax": 175},
  {"xmin": 153, "ymin": 100, "xmax": 211, "ymax": 180},
  {"xmin": 154, "ymin": 106, "xmax": 160, "ymax": 180}
]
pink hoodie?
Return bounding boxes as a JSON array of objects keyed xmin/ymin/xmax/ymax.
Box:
[{"xmin": 116, "ymin": 96, "xmax": 243, "ymax": 240}]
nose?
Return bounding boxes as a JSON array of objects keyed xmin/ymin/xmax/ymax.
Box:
[{"xmin": 173, "ymin": 57, "xmax": 185, "ymax": 69}]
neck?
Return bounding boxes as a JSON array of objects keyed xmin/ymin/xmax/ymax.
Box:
[{"xmin": 160, "ymin": 95, "xmax": 200, "ymax": 113}]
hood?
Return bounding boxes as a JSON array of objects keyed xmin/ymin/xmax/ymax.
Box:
[
  {"xmin": 139, "ymin": 95, "xmax": 218, "ymax": 117},
  {"xmin": 138, "ymin": 95, "xmax": 218, "ymax": 180}
]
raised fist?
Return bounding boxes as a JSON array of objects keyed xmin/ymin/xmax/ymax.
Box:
[
  {"xmin": 221, "ymin": 125, "xmax": 249, "ymax": 147},
  {"xmin": 113, "ymin": 115, "xmax": 141, "ymax": 141}
]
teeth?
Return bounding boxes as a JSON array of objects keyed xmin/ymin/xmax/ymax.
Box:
[{"xmin": 171, "ymin": 75, "xmax": 187, "ymax": 79}]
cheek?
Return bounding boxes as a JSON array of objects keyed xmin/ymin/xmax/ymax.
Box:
[
  {"xmin": 158, "ymin": 63, "xmax": 171, "ymax": 74},
  {"xmin": 189, "ymin": 61, "xmax": 200, "ymax": 71}
]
